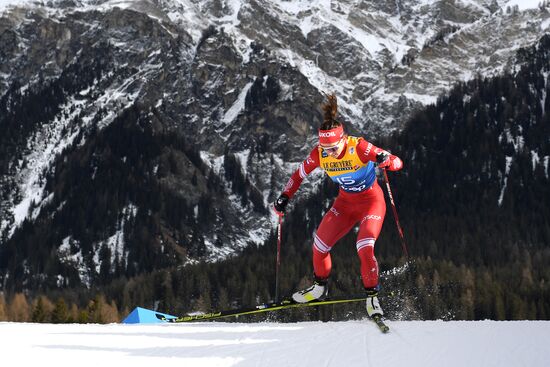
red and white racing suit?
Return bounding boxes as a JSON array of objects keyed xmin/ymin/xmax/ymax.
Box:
[{"xmin": 282, "ymin": 136, "xmax": 402, "ymax": 289}]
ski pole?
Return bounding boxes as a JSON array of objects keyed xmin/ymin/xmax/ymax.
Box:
[
  {"xmin": 275, "ymin": 213, "xmax": 283, "ymax": 302},
  {"xmin": 381, "ymin": 168, "xmax": 409, "ymax": 259}
]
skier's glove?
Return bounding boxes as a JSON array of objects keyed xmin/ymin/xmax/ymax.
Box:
[
  {"xmin": 274, "ymin": 194, "xmax": 289, "ymax": 216},
  {"xmin": 377, "ymin": 151, "xmax": 403, "ymax": 171}
]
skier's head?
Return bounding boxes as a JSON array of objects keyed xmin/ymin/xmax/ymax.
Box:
[{"xmin": 319, "ymin": 93, "xmax": 345, "ymax": 157}]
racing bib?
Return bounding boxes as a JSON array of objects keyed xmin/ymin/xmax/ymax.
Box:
[{"xmin": 318, "ymin": 136, "xmax": 376, "ymax": 193}]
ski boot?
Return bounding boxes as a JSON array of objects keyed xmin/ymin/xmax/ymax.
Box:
[
  {"xmin": 292, "ymin": 275, "xmax": 328, "ymax": 303},
  {"xmin": 365, "ymin": 285, "xmax": 383, "ymax": 317}
]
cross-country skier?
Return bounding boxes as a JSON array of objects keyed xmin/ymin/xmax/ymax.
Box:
[{"xmin": 273, "ymin": 93, "xmax": 403, "ymax": 318}]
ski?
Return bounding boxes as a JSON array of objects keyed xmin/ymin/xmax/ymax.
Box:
[
  {"xmin": 155, "ymin": 295, "xmax": 369, "ymax": 323},
  {"xmin": 371, "ymin": 314, "xmax": 390, "ymax": 333}
]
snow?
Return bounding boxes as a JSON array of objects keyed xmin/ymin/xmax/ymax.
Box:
[
  {"xmin": 3, "ymin": 0, "xmax": 547, "ymax": 136},
  {"xmin": 531, "ymin": 150, "xmax": 540, "ymax": 171},
  {"xmin": 198, "ymin": 149, "xmax": 274, "ymax": 261},
  {"xmin": 501, "ymin": 0, "xmax": 541, "ymax": 11},
  {"xmin": 402, "ymin": 92, "xmax": 438, "ymax": 105},
  {"xmin": 0, "ymin": 0, "xmax": 30, "ymax": 12},
  {"xmin": 275, "ymin": 47, "xmax": 359, "ymax": 121},
  {"xmin": 165, "ymin": 0, "xmax": 210, "ymax": 43},
  {"xmin": 219, "ymin": 0, "xmax": 241, "ymax": 25},
  {"xmin": 541, "ymin": 71, "xmax": 548, "ymax": 114},
  {"xmin": 57, "ymin": 236, "xmax": 89, "ymax": 287},
  {"xmin": 298, "ymin": 15, "xmax": 316, "ymax": 38},
  {"xmin": 457, "ymin": 0, "xmax": 491, "ymax": 14},
  {"xmin": 1, "ymin": 51, "xmax": 149, "ymax": 239},
  {"xmin": 99, "ymin": 202, "xmax": 137, "ymax": 269},
  {"xmin": 234, "ymin": 149, "xmax": 250, "ymax": 176},
  {"xmin": 221, "ymin": 81, "xmax": 253, "ymax": 126},
  {"xmin": 498, "ymin": 156, "xmax": 513, "ymax": 206},
  {"xmin": 0, "ymin": 320, "xmax": 548, "ymax": 367},
  {"xmin": 90, "ymin": 203, "xmax": 137, "ymax": 275},
  {"xmin": 3, "ymin": 96, "xmax": 88, "ymax": 237},
  {"xmin": 0, "ymin": 0, "xmax": 161, "ymax": 15},
  {"xmin": 200, "ymin": 151, "xmax": 225, "ymax": 175}
]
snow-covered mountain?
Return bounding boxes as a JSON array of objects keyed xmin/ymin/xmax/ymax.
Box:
[
  {"xmin": 0, "ymin": 0, "xmax": 549, "ymax": 290},
  {"xmin": 2, "ymin": 0, "xmax": 547, "ymax": 131}
]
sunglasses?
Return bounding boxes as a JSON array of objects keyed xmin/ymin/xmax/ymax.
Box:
[{"xmin": 321, "ymin": 140, "xmax": 342, "ymax": 154}]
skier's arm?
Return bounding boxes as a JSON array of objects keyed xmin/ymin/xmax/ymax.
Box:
[
  {"xmin": 356, "ymin": 138, "xmax": 403, "ymax": 171},
  {"xmin": 274, "ymin": 147, "xmax": 320, "ymax": 215},
  {"xmin": 282, "ymin": 147, "xmax": 321, "ymax": 198}
]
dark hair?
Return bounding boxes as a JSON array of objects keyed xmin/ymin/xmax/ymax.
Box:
[{"xmin": 320, "ymin": 93, "xmax": 342, "ymax": 130}]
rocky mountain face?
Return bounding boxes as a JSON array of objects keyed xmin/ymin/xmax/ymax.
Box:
[{"xmin": 0, "ymin": 0, "xmax": 548, "ymax": 291}]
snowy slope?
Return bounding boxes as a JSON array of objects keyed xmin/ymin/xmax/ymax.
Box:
[{"xmin": 0, "ymin": 321, "xmax": 549, "ymax": 367}]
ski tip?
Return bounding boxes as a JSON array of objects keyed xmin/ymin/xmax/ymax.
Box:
[
  {"xmin": 155, "ymin": 313, "xmax": 178, "ymax": 323},
  {"xmin": 371, "ymin": 315, "xmax": 390, "ymax": 333},
  {"xmin": 155, "ymin": 313, "xmax": 167, "ymax": 321}
]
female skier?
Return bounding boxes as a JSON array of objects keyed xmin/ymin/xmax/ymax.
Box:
[{"xmin": 273, "ymin": 93, "xmax": 403, "ymax": 317}]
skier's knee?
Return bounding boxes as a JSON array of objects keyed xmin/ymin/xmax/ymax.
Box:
[{"xmin": 356, "ymin": 238, "xmax": 376, "ymax": 256}]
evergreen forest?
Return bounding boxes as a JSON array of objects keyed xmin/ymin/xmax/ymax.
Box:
[{"xmin": 1, "ymin": 35, "xmax": 549, "ymax": 323}]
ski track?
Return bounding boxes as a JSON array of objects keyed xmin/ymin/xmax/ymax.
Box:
[
  {"xmin": 388, "ymin": 324, "xmax": 416, "ymax": 348},
  {"xmin": 323, "ymin": 322, "xmax": 348, "ymax": 367},
  {"xmin": 363, "ymin": 324, "xmax": 374, "ymax": 367}
]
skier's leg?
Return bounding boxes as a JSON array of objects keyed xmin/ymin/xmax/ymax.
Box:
[
  {"xmin": 357, "ymin": 244, "xmax": 379, "ymax": 288},
  {"xmin": 312, "ymin": 199, "xmax": 356, "ymax": 280},
  {"xmin": 356, "ymin": 184, "xmax": 386, "ymax": 316},
  {"xmin": 356, "ymin": 184, "xmax": 386, "ymax": 289},
  {"xmin": 292, "ymin": 198, "xmax": 355, "ymax": 303}
]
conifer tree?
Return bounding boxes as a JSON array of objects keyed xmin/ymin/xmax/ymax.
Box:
[
  {"xmin": 9, "ymin": 293, "xmax": 30, "ymax": 322},
  {"xmin": 0, "ymin": 294, "xmax": 7, "ymax": 321},
  {"xmin": 68, "ymin": 303, "xmax": 80, "ymax": 323},
  {"xmin": 32, "ymin": 297, "xmax": 49, "ymax": 323},
  {"xmin": 51, "ymin": 298, "xmax": 69, "ymax": 323},
  {"xmin": 86, "ymin": 295, "xmax": 104, "ymax": 323}
]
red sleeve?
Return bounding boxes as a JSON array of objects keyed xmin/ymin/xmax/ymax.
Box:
[
  {"xmin": 356, "ymin": 138, "xmax": 385, "ymax": 163},
  {"xmin": 282, "ymin": 146, "xmax": 320, "ymax": 199}
]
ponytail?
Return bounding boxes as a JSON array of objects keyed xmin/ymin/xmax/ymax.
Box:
[{"xmin": 320, "ymin": 93, "xmax": 342, "ymax": 130}]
